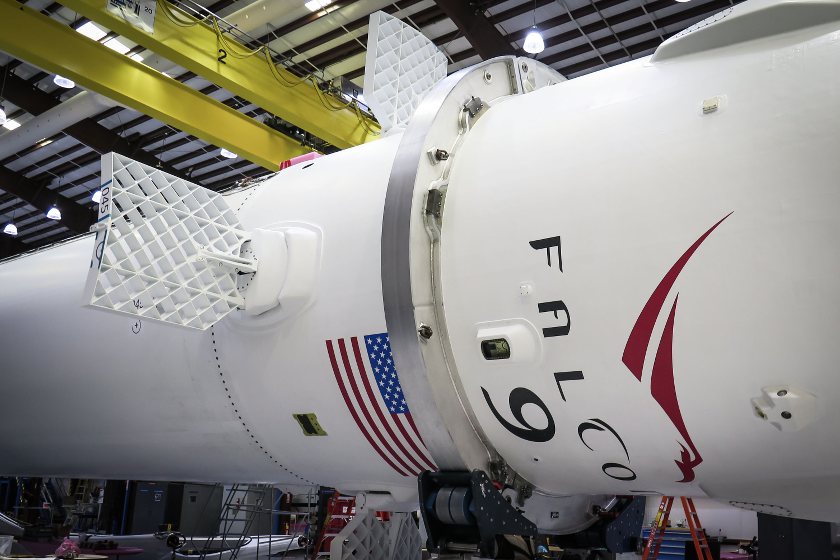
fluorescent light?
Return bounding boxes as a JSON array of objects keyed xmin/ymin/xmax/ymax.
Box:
[
  {"xmin": 53, "ymin": 75, "xmax": 75, "ymax": 89},
  {"xmin": 523, "ymin": 29, "xmax": 545, "ymax": 54},
  {"xmin": 46, "ymin": 207, "xmax": 61, "ymax": 220},
  {"xmin": 3, "ymin": 223, "xmax": 17, "ymax": 236},
  {"xmin": 104, "ymin": 38, "xmax": 131, "ymax": 54},
  {"xmin": 220, "ymin": 148, "xmax": 238, "ymax": 159},
  {"xmin": 2, "ymin": 120, "xmax": 20, "ymax": 131},
  {"xmin": 0, "ymin": 105, "xmax": 5, "ymax": 124},
  {"xmin": 91, "ymin": 190, "xmax": 102, "ymax": 203},
  {"xmin": 305, "ymin": 0, "xmax": 332, "ymax": 11},
  {"xmin": 76, "ymin": 21, "xmax": 108, "ymax": 41},
  {"xmin": 130, "ymin": 53, "xmax": 145, "ymax": 62}
]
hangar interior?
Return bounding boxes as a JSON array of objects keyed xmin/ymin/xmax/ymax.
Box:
[{"xmin": 2, "ymin": 0, "xmax": 840, "ymax": 558}]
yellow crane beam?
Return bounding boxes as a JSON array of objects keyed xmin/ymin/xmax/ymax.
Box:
[
  {"xmin": 0, "ymin": 0, "xmax": 307, "ymax": 171},
  {"xmin": 57, "ymin": 0, "xmax": 380, "ymax": 150}
]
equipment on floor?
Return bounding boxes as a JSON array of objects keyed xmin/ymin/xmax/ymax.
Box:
[{"xmin": 643, "ymin": 497, "xmax": 713, "ymax": 560}]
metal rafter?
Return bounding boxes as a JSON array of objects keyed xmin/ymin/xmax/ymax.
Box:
[
  {"xmin": 0, "ymin": 165, "xmax": 92, "ymax": 234},
  {"xmin": 0, "ymin": 2, "xmax": 308, "ymax": 170},
  {"xmin": 433, "ymin": 0, "xmax": 515, "ymax": 59},
  {"xmin": 0, "ymin": 64, "xmax": 190, "ymax": 177},
  {"xmin": 56, "ymin": 0, "xmax": 379, "ymax": 150}
]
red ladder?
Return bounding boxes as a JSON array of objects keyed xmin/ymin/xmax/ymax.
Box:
[
  {"xmin": 681, "ymin": 497, "xmax": 714, "ymax": 560},
  {"xmin": 642, "ymin": 496, "xmax": 713, "ymax": 560},
  {"xmin": 313, "ymin": 492, "xmax": 356, "ymax": 557},
  {"xmin": 642, "ymin": 496, "xmax": 674, "ymax": 560}
]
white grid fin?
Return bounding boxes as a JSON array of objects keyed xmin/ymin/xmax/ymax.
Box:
[
  {"xmin": 363, "ymin": 11, "xmax": 447, "ymax": 132},
  {"xmin": 83, "ymin": 153, "xmax": 248, "ymax": 330}
]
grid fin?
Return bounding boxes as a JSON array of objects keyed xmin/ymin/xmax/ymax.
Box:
[{"xmin": 83, "ymin": 153, "xmax": 247, "ymax": 330}]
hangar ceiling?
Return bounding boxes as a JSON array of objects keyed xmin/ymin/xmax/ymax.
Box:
[{"xmin": 0, "ymin": 0, "xmax": 741, "ymax": 258}]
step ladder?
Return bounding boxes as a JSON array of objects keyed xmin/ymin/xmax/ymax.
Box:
[
  {"xmin": 313, "ymin": 492, "xmax": 356, "ymax": 558},
  {"xmin": 198, "ymin": 484, "xmax": 271, "ymax": 560},
  {"xmin": 643, "ymin": 496, "xmax": 713, "ymax": 560}
]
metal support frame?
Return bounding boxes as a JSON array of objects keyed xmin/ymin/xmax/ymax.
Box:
[
  {"xmin": 55, "ymin": 0, "xmax": 379, "ymax": 150},
  {"xmin": 432, "ymin": 0, "xmax": 516, "ymax": 59},
  {"xmin": 0, "ymin": 68, "xmax": 189, "ymax": 178},
  {"xmin": 0, "ymin": 232, "xmax": 30, "ymax": 259},
  {"xmin": 0, "ymin": 166, "xmax": 92, "ymax": 235},
  {"xmin": 0, "ymin": 0, "xmax": 307, "ymax": 171}
]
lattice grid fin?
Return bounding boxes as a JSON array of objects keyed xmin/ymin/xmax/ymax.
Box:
[
  {"xmin": 363, "ymin": 11, "xmax": 447, "ymax": 132},
  {"xmin": 83, "ymin": 153, "xmax": 249, "ymax": 330}
]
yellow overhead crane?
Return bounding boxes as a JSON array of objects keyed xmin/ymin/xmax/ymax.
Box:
[
  {"xmin": 0, "ymin": 0, "xmax": 309, "ymax": 171},
  {"xmin": 55, "ymin": 0, "xmax": 380, "ymax": 150}
]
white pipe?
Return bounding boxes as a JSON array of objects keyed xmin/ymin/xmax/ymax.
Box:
[
  {"xmin": 0, "ymin": 91, "xmax": 122, "ymax": 160},
  {"xmin": 225, "ymin": 0, "xmax": 301, "ymax": 33}
]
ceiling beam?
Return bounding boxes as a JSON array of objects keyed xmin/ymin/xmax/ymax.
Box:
[
  {"xmin": 0, "ymin": 165, "xmax": 93, "ymax": 235},
  {"xmin": 432, "ymin": 0, "xmax": 515, "ymax": 60},
  {"xmin": 0, "ymin": 1, "xmax": 308, "ymax": 171},
  {"xmin": 56, "ymin": 0, "xmax": 379, "ymax": 150},
  {"xmin": 0, "ymin": 67, "xmax": 188, "ymax": 177},
  {"xmin": 0, "ymin": 231, "xmax": 31, "ymax": 259}
]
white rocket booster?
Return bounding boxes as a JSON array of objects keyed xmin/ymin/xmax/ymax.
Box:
[{"xmin": 2, "ymin": 0, "xmax": 840, "ymax": 542}]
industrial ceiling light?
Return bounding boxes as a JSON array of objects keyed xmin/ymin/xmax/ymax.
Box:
[
  {"xmin": 523, "ymin": 28, "xmax": 545, "ymax": 54},
  {"xmin": 46, "ymin": 206, "xmax": 61, "ymax": 220},
  {"xmin": 4, "ymin": 206, "xmax": 18, "ymax": 236},
  {"xmin": 76, "ymin": 21, "xmax": 107, "ymax": 41},
  {"xmin": 523, "ymin": 0, "xmax": 544, "ymax": 54},
  {"xmin": 91, "ymin": 190, "xmax": 102, "ymax": 203},
  {"xmin": 305, "ymin": 0, "xmax": 332, "ymax": 11},
  {"xmin": 53, "ymin": 75, "xmax": 75, "ymax": 89},
  {"xmin": 220, "ymin": 148, "xmax": 238, "ymax": 159},
  {"xmin": 104, "ymin": 38, "xmax": 131, "ymax": 55}
]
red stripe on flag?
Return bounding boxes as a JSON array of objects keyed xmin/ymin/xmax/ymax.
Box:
[
  {"xmin": 351, "ymin": 337, "xmax": 426, "ymax": 474},
  {"xmin": 405, "ymin": 413, "xmax": 426, "ymax": 446},
  {"xmin": 338, "ymin": 339, "xmax": 416, "ymax": 476},
  {"xmin": 393, "ymin": 413, "xmax": 437, "ymax": 470},
  {"xmin": 326, "ymin": 340, "xmax": 409, "ymax": 477}
]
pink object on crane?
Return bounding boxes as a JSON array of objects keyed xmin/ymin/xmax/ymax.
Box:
[{"xmin": 279, "ymin": 152, "xmax": 322, "ymax": 170}]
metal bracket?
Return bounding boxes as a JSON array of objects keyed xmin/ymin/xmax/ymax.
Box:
[
  {"xmin": 463, "ymin": 96, "xmax": 484, "ymax": 118},
  {"xmin": 419, "ymin": 470, "xmax": 538, "ymax": 559},
  {"xmin": 552, "ymin": 496, "xmax": 646, "ymax": 552},
  {"xmin": 193, "ymin": 246, "xmax": 258, "ymax": 274}
]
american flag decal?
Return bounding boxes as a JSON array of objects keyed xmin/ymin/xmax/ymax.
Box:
[{"xmin": 326, "ymin": 333, "xmax": 437, "ymax": 476}]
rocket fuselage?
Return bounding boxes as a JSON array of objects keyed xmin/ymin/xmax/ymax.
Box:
[{"xmin": 3, "ymin": 0, "xmax": 840, "ymax": 529}]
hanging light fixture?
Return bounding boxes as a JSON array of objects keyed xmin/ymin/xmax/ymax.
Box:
[
  {"xmin": 46, "ymin": 206, "xmax": 62, "ymax": 220},
  {"xmin": 91, "ymin": 190, "xmax": 102, "ymax": 203},
  {"xmin": 523, "ymin": 0, "xmax": 544, "ymax": 54},
  {"xmin": 523, "ymin": 29, "xmax": 545, "ymax": 54},
  {"xmin": 5, "ymin": 205, "xmax": 18, "ymax": 235},
  {"xmin": 220, "ymin": 148, "xmax": 238, "ymax": 159},
  {"xmin": 53, "ymin": 75, "xmax": 75, "ymax": 89}
]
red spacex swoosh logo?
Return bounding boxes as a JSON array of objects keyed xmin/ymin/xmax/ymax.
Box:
[{"xmin": 622, "ymin": 213, "xmax": 732, "ymax": 483}]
